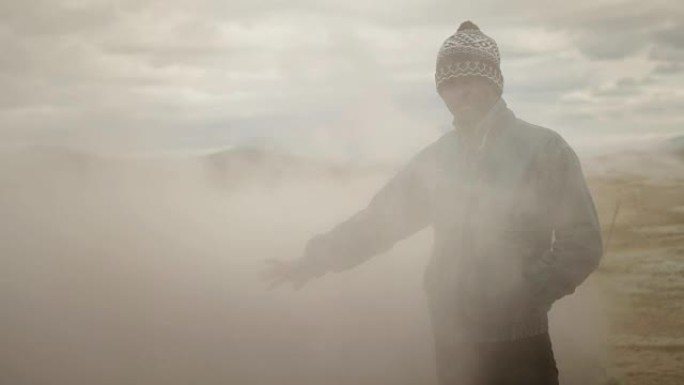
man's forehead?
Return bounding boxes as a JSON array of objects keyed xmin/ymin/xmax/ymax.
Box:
[{"xmin": 440, "ymin": 76, "xmax": 490, "ymax": 91}]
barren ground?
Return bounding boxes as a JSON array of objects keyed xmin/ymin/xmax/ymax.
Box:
[{"xmin": 590, "ymin": 166, "xmax": 684, "ymax": 384}]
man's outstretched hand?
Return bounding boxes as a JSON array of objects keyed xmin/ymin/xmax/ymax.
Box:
[{"xmin": 261, "ymin": 258, "xmax": 313, "ymax": 290}]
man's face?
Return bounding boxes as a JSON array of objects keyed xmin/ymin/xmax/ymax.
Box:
[{"xmin": 438, "ymin": 76, "xmax": 499, "ymax": 128}]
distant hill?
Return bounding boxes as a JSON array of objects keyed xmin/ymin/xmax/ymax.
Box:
[
  {"xmin": 200, "ymin": 147, "xmax": 390, "ymax": 188},
  {"xmin": 0, "ymin": 145, "xmax": 395, "ymax": 192},
  {"xmin": 664, "ymin": 134, "xmax": 684, "ymax": 160},
  {"xmin": 585, "ymin": 135, "xmax": 684, "ymax": 182},
  {"xmin": 5, "ymin": 136, "xmax": 680, "ymax": 190}
]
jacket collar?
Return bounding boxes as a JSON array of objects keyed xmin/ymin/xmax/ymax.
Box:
[{"xmin": 452, "ymin": 97, "xmax": 514, "ymax": 151}]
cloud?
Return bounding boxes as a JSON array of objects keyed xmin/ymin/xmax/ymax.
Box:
[
  {"xmin": 0, "ymin": 0, "xmax": 682, "ymax": 158},
  {"xmin": 653, "ymin": 62, "xmax": 684, "ymax": 75},
  {"xmin": 0, "ymin": 0, "xmax": 117, "ymax": 36}
]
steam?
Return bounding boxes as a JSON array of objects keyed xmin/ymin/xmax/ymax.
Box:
[{"xmin": 0, "ymin": 146, "xmax": 613, "ymax": 384}]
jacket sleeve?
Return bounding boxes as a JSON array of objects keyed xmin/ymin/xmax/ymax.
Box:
[
  {"xmin": 297, "ymin": 153, "xmax": 433, "ymax": 278},
  {"xmin": 524, "ymin": 135, "xmax": 603, "ymax": 309}
]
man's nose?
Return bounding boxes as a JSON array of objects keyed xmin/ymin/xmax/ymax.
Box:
[{"xmin": 450, "ymin": 88, "xmax": 470, "ymax": 103}]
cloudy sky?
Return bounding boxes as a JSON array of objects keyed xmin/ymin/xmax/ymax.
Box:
[{"xmin": 1, "ymin": 0, "xmax": 682, "ymax": 161}]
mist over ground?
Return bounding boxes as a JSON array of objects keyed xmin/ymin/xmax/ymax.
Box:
[
  {"xmin": 2, "ymin": 0, "xmax": 683, "ymax": 383},
  {"xmin": 7, "ymin": 139, "xmax": 680, "ymax": 384}
]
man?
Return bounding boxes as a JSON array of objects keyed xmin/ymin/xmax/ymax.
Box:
[{"xmin": 263, "ymin": 21, "xmax": 603, "ymax": 385}]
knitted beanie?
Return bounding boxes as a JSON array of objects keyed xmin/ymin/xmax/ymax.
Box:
[{"xmin": 435, "ymin": 21, "xmax": 504, "ymax": 95}]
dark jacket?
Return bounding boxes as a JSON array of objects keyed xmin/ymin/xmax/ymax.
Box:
[{"xmin": 300, "ymin": 99, "xmax": 603, "ymax": 341}]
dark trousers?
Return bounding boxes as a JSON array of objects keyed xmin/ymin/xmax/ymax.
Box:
[{"xmin": 433, "ymin": 333, "xmax": 559, "ymax": 385}]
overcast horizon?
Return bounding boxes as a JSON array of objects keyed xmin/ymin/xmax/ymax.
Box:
[{"xmin": 1, "ymin": 0, "xmax": 682, "ymax": 161}]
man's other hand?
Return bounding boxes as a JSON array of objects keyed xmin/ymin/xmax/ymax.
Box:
[{"xmin": 261, "ymin": 258, "xmax": 312, "ymax": 290}]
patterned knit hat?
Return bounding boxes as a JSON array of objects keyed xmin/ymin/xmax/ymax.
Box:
[{"xmin": 435, "ymin": 21, "xmax": 504, "ymax": 95}]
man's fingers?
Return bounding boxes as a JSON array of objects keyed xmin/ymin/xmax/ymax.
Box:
[
  {"xmin": 260, "ymin": 258, "xmax": 311, "ymax": 290},
  {"xmin": 268, "ymin": 276, "xmax": 287, "ymax": 290}
]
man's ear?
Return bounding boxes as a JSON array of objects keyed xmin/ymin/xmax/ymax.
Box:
[{"xmin": 488, "ymin": 81, "xmax": 502, "ymax": 100}]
